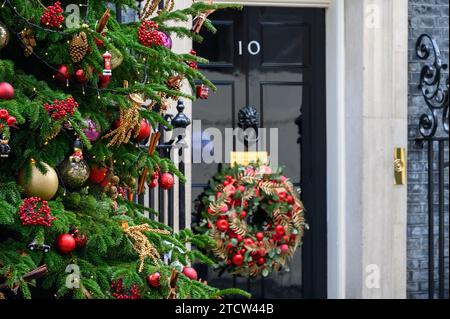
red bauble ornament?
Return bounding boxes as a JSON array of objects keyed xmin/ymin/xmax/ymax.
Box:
[
  {"xmin": 146, "ymin": 272, "xmax": 161, "ymax": 288},
  {"xmin": 56, "ymin": 233, "xmax": 76, "ymax": 254},
  {"xmin": 0, "ymin": 82, "xmax": 14, "ymax": 100},
  {"xmin": 280, "ymin": 244, "xmax": 289, "ymax": 253},
  {"xmin": 182, "ymin": 267, "xmax": 198, "ymax": 280},
  {"xmin": 159, "ymin": 172, "xmax": 174, "ymax": 190},
  {"xmin": 232, "ymin": 254, "xmax": 244, "ymax": 266},
  {"xmin": 138, "ymin": 21, "xmax": 163, "ymax": 47},
  {"xmin": 89, "ymin": 166, "xmax": 108, "ymax": 184},
  {"xmin": 136, "ymin": 119, "xmax": 151, "ymax": 141},
  {"xmin": 75, "ymin": 235, "xmax": 88, "ymax": 248},
  {"xmin": 216, "ymin": 219, "xmax": 229, "ymax": 232},
  {"xmin": 75, "ymin": 69, "xmax": 88, "ymax": 83},
  {"xmin": 40, "ymin": 2, "xmax": 65, "ymax": 29},
  {"xmin": 257, "ymin": 257, "xmax": 266, "ymax": 266},
  {"xmin": 148, "ymin": 179, "xmax": 158, "ymax": 189},
  {"xmin": 55, "ymin": 65, "xmax": 70, "ymax": 83},
  {"xmin": 6, "ymin": 116, "xmax": 16, "ymax": 126},
  {"xmin": 240, "ymin": 211, "xmax": 247, "ymax": 219}
]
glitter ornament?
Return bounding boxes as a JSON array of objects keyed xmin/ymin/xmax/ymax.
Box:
[{"xmin": 83, "ymin": 118, "xmax": 100, "ymax": 142}]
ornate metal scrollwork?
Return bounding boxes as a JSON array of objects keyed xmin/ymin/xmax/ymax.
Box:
[{"xmin": 416, "ymin": 34, "xmax": 449, "ymax": 138}]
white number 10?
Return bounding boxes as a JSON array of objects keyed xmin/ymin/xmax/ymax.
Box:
[{"xmin": 238, "ymin": 41, "xmax": 261, "ymax": 56}]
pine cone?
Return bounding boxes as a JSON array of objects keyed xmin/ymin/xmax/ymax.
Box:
[
  {"xmin": 69, "ymin": 32, "xmax": 89, "ymax": 63},
  {"xmin": 19, "ymin": 28, "xmax": 36, "ymax": 57},
  {"xmin": 166, "ymin": 75, "xmax": 182, "ymax": 90}
]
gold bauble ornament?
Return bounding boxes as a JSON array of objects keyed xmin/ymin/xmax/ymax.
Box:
[
  {"xmin": 18, "ymin": 161, "xmax": 59, "ymax": 200},
  {"xmin": 110, "ymin": 48, "xmax": 123, "ymax": 70},
  {"xmin": 0, "ymin": 22, "xmax": 10, "ymax": 51}
]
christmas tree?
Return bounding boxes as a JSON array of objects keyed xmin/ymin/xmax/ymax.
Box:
[{"xmin": 0, "ymin": 0, "xmax": 248, "ymax": 299}]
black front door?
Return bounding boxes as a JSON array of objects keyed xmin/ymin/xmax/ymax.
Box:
[{"xmin": 192, "ymin": 6, "xmax": 327, "ymax": 298}]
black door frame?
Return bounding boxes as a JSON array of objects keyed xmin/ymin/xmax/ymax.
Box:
[{"xmin": 193, "ymin": 5, "xmax": 327, "ymax": 299}]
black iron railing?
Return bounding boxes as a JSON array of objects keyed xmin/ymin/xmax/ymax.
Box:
[{"xmin": 414, "ymin": 34, "xmax": 449, "ymax": 300}]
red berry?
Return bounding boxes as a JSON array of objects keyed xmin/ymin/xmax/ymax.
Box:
[
  {"xmin": 240, "ymin": 211, "xmax": 247, "ymax": 219},
  {"xmin": 220, "ymin": 204, "xmax": 229, "ymax": 213},
  {"xmin": 216, "ymin": 219, "xmax": 229, "ymax": 232},
  {"xmin": 256, "ymin": 232, "xmax": 264, "ymax": 242},
  {"xmin": 287, "ymin": 197, "xmax": 295, "ymax": 205},
  {"xmin": 258, "ymin": 248, "xmax": 267, "ymax": 257},
  {"xmin": 244, "ymin": 238, "xmax": 254, "ymax": 246},
  {"xmin": 275, "ymin": 225, "xmax": 285, "ymax": 236},
  {"xmin": 280, "ymin": 244, "xmax": 289, "ymax": 253},
  {"xmin": 0, "ymin": 109, "xmax": 9, "ymax": 119},
  {"xmin": 236, "ymin": 235, "xmax": 243, "ymax": 242},
  {"xmin": 207, "ymin": 207, "xmax": 215, "ymax": 215},
  {"xmin": 232, "ymin": 254, "xmax": 244, "ymax": 266},
  {"xmin": 278, "ymin": 192, "xmax": 287, "ymax": 201},
  {"xmin": 257, "ymin": 257, "xmax": 266, "ymax": 266}
]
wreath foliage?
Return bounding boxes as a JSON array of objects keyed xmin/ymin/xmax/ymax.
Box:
[{"xmin": 197, "ymin": 163, "xmax": 307, "ymax": 277}]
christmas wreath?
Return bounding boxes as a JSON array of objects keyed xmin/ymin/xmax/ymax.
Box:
[{"xmin": 197, "ymin": 163, "xmax": 307, "ymax": 277}]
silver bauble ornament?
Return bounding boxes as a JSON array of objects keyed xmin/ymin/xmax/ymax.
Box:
[
  {"xmin": 0, "ymin": 22, "xmax": 10, "ymax": 51},
  {"xmin": 59, "ymin": 157, "xmax": 90, "ymax": 189},
  {"xmin": 18, "ymin": 161, "xmax": 59, "ymax": 200}
]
